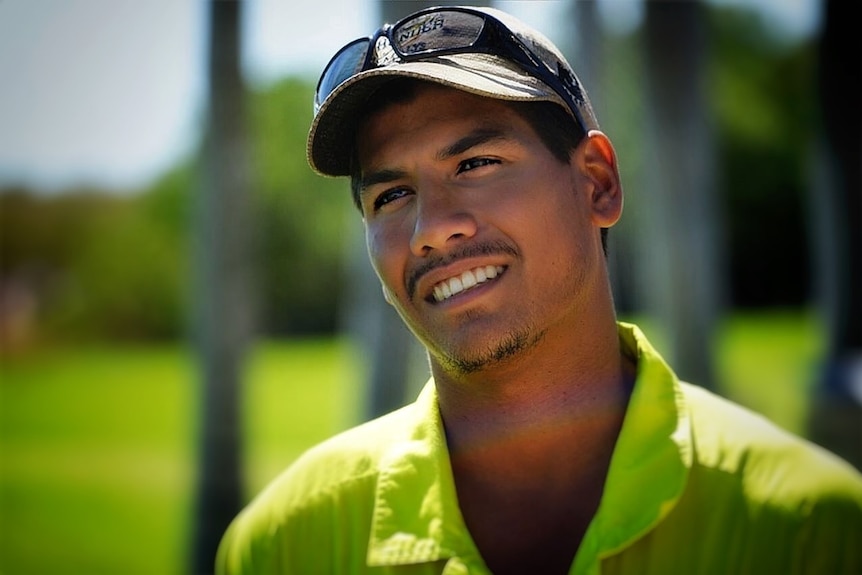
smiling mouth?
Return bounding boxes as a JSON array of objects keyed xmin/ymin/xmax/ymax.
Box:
[{"xmin": 431, "ymin": 265, "xmax": 505, "ymax": 303}]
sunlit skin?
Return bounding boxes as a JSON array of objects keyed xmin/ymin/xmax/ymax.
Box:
[{"xmin": 356, "ymin": 83, "xmax": 634, "ymax": 574}]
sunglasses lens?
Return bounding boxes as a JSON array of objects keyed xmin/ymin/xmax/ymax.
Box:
[
  {"xmin": 392, "ymin": 11, "xmax": 485, "ymax": 56},
  {"xmin": 316, "ymin": 38, "xmax": 371, "ymax": 110}
]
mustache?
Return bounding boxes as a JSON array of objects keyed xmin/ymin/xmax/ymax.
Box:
[{"xmin": 407, "ymin": 240, "xmax": 519, "ymax": 299}]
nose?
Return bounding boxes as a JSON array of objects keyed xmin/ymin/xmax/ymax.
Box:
[{"xmin": 409, "ymin": 189, "xmax": 478, "ymax": 257}]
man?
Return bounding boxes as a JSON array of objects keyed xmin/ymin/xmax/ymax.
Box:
[{"xmin": 217, "ymin": 7, "xmax": 862, "ymax": 574}]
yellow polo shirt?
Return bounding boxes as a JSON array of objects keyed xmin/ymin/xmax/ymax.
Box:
[{"xmin": 216, "ymin": 323, "xmax": 862, "ymax": 574}]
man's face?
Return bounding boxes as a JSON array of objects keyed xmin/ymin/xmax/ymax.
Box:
[{"xmin": 355, "ymin": 84, "xmax": 608, "ymax": 376}]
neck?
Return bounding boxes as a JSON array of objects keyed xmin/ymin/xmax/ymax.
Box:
[
  {"xmin": 433, "ymin": 315, "xmax": 634, "ymax": 466},
  {"xmin": 432, "ymin": 316, "xmax": 635, "ymax": 574}
]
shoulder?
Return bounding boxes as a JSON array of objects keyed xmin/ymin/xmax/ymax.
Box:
[
  {"xmin": 216, "ymin": 402, "xmax": 422, "ymax": 574},
  {"xmin": 680, "ymin": 381, "xmax": 862, "ymax": 506},
  {"xmin": 274, "ymin": 400, "xmax": 421, "ymax": 497},
  {"xmin": 668, "ymin": 383, "xmax": 862, "ymax": 571},
  {"xmin": 246, "ymin": 399, "xmax": 420, "ymax": 510}
]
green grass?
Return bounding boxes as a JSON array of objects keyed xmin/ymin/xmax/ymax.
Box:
[
  {"xmin": 1, "ymin": 338, "xmax": 362, "ymax": 575},
  {"xmin": 0, "ymin": 311, "xmax": 824, "ymax": 574},
  {"xmin": 242, "ymin": 339, "xmax": 363, "ymax": 494},
  {"xmin": 714, "ymin": 310, "xmax": 824, "ymax": 436},
  {"xmin": 1, "ymin": 345, "xmax": 198, "ymax": 575}
]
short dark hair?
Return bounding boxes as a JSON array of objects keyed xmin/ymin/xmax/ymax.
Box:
[{"xmin": 348, "ymin": 78, "xmax": 608, "ymax": 254}]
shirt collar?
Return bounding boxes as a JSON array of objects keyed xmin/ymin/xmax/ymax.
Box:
[
  {"xmin": 367, "ymin": 383, "xmax": 481, "ymax": 566},
  {"xmin": 573, "ymin": 322, "xmax": 692, "ymax": 570},
  {"xmin": 367, "ymin": 322, "xmax": 692, "ymax": 569}
]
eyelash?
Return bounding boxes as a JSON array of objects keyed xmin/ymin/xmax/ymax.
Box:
[
  {"xmin": 457, "ymin": 157, "xmax": 500, "ymax": 173},
  {"xmin": 372, "ymin": 188, "xmax": 410, "ymax": 211}
]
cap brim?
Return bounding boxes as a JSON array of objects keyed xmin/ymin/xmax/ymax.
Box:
[{"xmin": 307, "ymin": 53, "xmax": 572, "ymax": 177}]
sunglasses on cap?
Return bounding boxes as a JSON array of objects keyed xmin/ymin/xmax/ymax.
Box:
[{"xmin": 314, "ymin": 6, "xmax": 588, "ymax": 133}]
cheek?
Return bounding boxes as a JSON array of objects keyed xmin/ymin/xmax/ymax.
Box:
[
  {"xmin": 366, "ymin": 224, "xmax": 405, "ymax": 291},
  {"xmin": 508, "ymin": 175, "xmax": 581, "ymax": 234},
  {"xmin": 365, "ymin": 227, "xmax": 386, "ymax": 275}
]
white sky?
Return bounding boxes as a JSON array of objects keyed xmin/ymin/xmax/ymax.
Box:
[{"xmin": 0, "ymin": 0, "xmax": 820, "ymax": 193}]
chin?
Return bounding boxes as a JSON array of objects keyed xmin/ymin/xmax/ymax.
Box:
[{"xmin": 432, "ymin": 327, "xmax": 545, "ymax": 376}]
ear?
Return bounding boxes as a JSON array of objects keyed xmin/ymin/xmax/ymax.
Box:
[
  {"xmin": 577, "ymin": 130, "xmax": 623, "ymax": 228},
  {"xmin": 382, "ymin": 284, "xmax": 393, "ymax": 306}
]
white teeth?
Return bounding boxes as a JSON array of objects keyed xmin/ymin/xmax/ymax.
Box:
[
  {"xmin": 433, "ymin": 285, "xmax": 444, "ymax": 301},
  {"xmin": 449, "ymin": 277, "xmax": 464, "ymax": 295},
  {"xmin": 461, "ymin": 270, "xmax": 476, "ymax": 289},
  {"xmin": 432, "ymin": 265, "xmax": 504, "ymax": 302}
]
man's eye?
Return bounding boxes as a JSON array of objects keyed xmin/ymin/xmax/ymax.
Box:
[
  {"xmin": 373, "ymin": 188, "xmax": 410, "ymax": 211},
  {"xmin": 457, "ymin": 157, "xmax": 500, "ymax": 173}
]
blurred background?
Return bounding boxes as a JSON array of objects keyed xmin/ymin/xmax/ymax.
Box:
[{"xmin": 1, "ymin": 0, "xmax": 859, "ymax": 573}]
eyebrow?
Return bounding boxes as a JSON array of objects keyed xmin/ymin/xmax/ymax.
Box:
[
  {"xmin": 436, "ymin": 126, "xmax": 511, "ymax": 160},
  {"xmin": 358, "ymin": 125, "xmax": 513, "ymax": 194},
  {"xmin": 358, "ymin": 168, "xmax": 408, "ymax": 195}
]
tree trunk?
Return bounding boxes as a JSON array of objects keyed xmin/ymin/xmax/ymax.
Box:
[
  {"xmin": 641, "ymin": 0, "xmax": 722, "ymax": 390},
  {"xmin": 191, "ymin": 2, "xmax": 254, "ymax": 572}
]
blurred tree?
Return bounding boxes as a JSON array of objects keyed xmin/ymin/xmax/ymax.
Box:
[
  {"xmin": 190, "ymin": 1, "xmax": 253, "ymax": 572},
  {"xmin": 0, "ymin": 186, "xmax": 189, "ymax": 344},
  {"xmin": 248, "ymin": 79, "xmax": 348, "ymax": 336},
  {"xmin": 711, "ymin": 9, "xmax": 815, "ymax": 308},
  {"xmin": 0, "ymin": 78, "xmax": 352, "ymax": 345},
  {"xmin": 808, "ymin": 0, "xmax": 862, "ymax": 469},
  {"xmin": 0, "ymin": 191, "xmax": 117, "ymax": 347},
  {"xmin": 0, "ymin": 191, "xmax": 101, "ymax": 275},
  {"xmin": 641, "ymin": 0, "xmax": 722, "ymax": 389}
]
